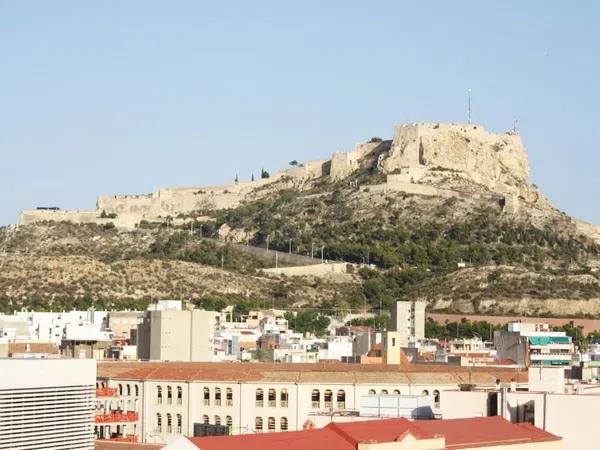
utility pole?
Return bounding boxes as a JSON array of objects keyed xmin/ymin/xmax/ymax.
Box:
[
  {"xmin": 321, "ymin": 246, "xmax": 325, "ymax": 264},
  {"xmin": 275, "ymin": 251, "xmax": 278, "ymax": 269},
  {"xmin": 467, "ymin": 89, "xmax": 472, "ymax": 124},
  {"xmin": 311, "ymin": 243, "xmax": 314, "ymax": 259},
  {"xmin": 288, "ymin": 238, "xmax": 292, "ymax": 255},
  {"xmin": 266, "ymin": 236, "xmax": 270, "ymax": 252},
  {"xmin": 221, "ymin": 253, "xmax": 224, "ymax": 269}
]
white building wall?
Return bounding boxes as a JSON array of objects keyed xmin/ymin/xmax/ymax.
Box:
[{"xmin": 0, "ymin": 359, "xmax": 96, "ymax": 450}]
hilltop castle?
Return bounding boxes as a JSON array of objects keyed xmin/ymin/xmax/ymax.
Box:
[{"xmin": 21, "ymin": 122, "xmax": 597, "ymax": 241}]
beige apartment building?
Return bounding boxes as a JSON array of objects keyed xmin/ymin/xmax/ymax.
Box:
[
  {"xmin": 96, "ymin": 361, "xmax": 522, "ymax": 445},
  {"xmin": 137, "ymin": 309, "xmax": 219, "ymax": 361}
]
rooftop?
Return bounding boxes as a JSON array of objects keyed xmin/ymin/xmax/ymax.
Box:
[
  {"xmin": 187, "ymin": 416, "xmax": 560, "ymax": 450},
  {"xmin": 97, "ymin": 361, "xmax": 524, "ymax": 385}
]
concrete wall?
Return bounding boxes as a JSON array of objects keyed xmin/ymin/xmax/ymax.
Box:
[{"xmin": 262, "ymin": 262, "xmax": 350, "ymax": 277}]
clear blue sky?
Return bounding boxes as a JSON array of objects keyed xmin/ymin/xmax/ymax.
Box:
[{"xmin": 1, "ymin": 1, "xmax": 598, "ymax": 226}]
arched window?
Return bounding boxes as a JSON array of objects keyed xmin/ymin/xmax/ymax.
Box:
[
  {"xmin": 255, "ymin": 417, "xmax": 263, "ymax": 432},
  {"xmin": 226, "ymin": 387, "xmax": 233, "ymax": 406},
  {"xmin": 166, "ymin": 413, "xmax": 172, "ymax": 433},
  {"xmin": 156, "ymin": 385, "xmax": 163, "ymax": 404},
  {"xmin": 126, "ymin": 384, "xmax": 131, "ymax": 396},
  {"xmin": 202, "ymin": 415, "xmax": 209, "ymax": 425},
  {"xmin": 280, "ymin": 417, "xmax": 288, "ymax": 431},
  {"xmin": 422, "ymin": 389, "xmax": 429, "ymax": 396},
  {"xmin": 368, "ymin": 389, "xmax": 376, "ymax": 395},
  {"xmin": 268, "ymin": 417, "xmax": 276, "ymax": 431},
  {"xmin": 203, "ymin": 387, "xmax": 210, "ymax": 406},
  {"xmin": 177, "ymin": 386, "xmax": 183, "ymax": 405},
  {"xmin": 256, "ymin": 388, "xmax": 264, "ymax": 407},
  {"xmin": 215, "ymin": 415, "xmax": 221, "ymax": 426},
  {"xmin": 215, "ymin": 387, "xmax": 222, "ymax": 406},
  {"xmin": 268, "ymin": 389, "xmax": 276, "ymax": 407},
  {"xmin": 311, "ymin": 389, "xmax": 320, "ymax": 408},
  {"xmin": 135, "ymin": 385, "xmax": 139, "ymax": 397},
  {"xmin": 118, "ymin": 384, "xmax": 123, "ymax": 396},
  {"xmin": 226, "ymin": 415, "xmax": 233, "ymax": 427},
  {"xmin": 393, "ymin": 389, "xmax": 401, "ymax": 395},
  {"xmin": 337, "ymin": 390, "xmax": 346, "ymax": 409},
  {"xmin": 167, "ymin": 386, "xmax": 173, "ymax": 405},
  {"xmin": 381, "ymin": 389, "xmax": 388, "ymax": 395},
  {"xmin": 176, "ymin": 414, "xmax": 182, "ymax": 433},
  {"xmin": 324, "ymin": 389, "xmax": 333, "ymax": 408},
  {"xmin": 156, "ymin": 413, "xmax": 162, "ymax": 432},
  {"xmin": 280, "ymin": 388, "xmax": 289, "ymax": 408},
  {"xmin": 433, "ymin": 390, "xmax": 440, "ymax": 406}
]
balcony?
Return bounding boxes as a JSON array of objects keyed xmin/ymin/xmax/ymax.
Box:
[
  {"xmin": 96, "ymin": 388, "xmax": 118, "ymax": 397},
  {"xmin": 96, "ymin": 412, "xmax": 139, "ymax": 423}
]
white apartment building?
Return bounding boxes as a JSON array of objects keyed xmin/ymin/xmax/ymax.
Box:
[
  {"xmin": 390, "ymin": 301, "xmax": 425, "ymax": 346},
  {"xmin": 0, "ymin": 358, "xmax": 96, "ymax": 450},
  {"xmin": 0, "ymin": 309, "xmax": 111, "ymax": 345},
  {"xmin": 97, "ymin": 361, "xmax": 520, "ymax": 445}
]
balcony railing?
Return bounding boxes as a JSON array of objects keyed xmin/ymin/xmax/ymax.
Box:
[
  {"xmin": 226, "ymin": 399, "xmax": 233, "ymax": 406},
  {"xmin": 96, "ymin": 388, "xmax": 118, "ymax": 397},
  {"xmin": 281, "ymin": 400, "xmax": 289, "ymax": 408},
  {"xmin": 96, "ymin": 412, "xmax": 139, "ymax": 423},
  {"xmin": 268, "ymin": 400, "xmax": 276, "ymax": 407}
]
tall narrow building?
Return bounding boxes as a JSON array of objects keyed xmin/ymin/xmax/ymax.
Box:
[{"xmin": 390, "ymin": 300, "xmax": 426, "ymax": 346}]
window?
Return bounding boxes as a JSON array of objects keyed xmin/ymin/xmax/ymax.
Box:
[
  {"xmin": 337, "ymin": 390, "xmax": 346, "ymax": 409},
  {"xmin": 255, "ymin": 417, "xmax": 263, "ymax": 432},
  {"xmin": 156, "ymin": 413, "xmax": 162, "ymax": 432},
  {"xmin": 157, "ymin": 386, "xmax": 163, "ymax": 404},
  {"xmin": 324, "ymin": 390, "xmax": 333, "ymax": 408},
  {"xmin": 215, "ymin": 415, "xmax": 221, "ymax": 426},
  {"xmin": 177, "ymin": 386, "xmax": 183, "ymax": 405},
  {"xmin": 202, "ymin": 415, "xmax": 209, "ymax": 425},
  {"xmin": 215, "ymin": 387, "xmax": 222, "ymax": 406},
  {"xmin": 126, "ymin": 384, "xmax": 131, "ymax": 396},
  {"xmin": 368, "ymin": 389, "xmax": 376, "ymax": 395},
  {"xmin": 393, "ymin": 389, "xmax": 401, "ymax": 395},
  {"xmin": 433, "ymin": 390, "xmax": 440, "ymax": 407},
  {"xmin": 256, "ymin": 388, "xmax": 264, "ymax": 407},
  {"xmin": 268, "ymin": 417, "xmax": 275, "ymax": 431},
  {"xmin": 135, "ymin": 385, "xmax": 139, "ymax": 397},
  {"xmin": 381, "ymin": 389, "xmax": 388, "ymax": 395},
  {"xmin": 176, "ymin": 414, "xmax": 182, "ymax": 433},
  {"xmin": 422, "ymin": 389, "xmax": 429, "ymax": 396},
  {"xmin": 392, "ymin": 337, "xmax": 396, "ymax": 346},
  {"xmin": 226, "ymin": 415, "xmax": 233, "ymax": 427},
  {"xmin": 280, "ymin": 417, "xmax": 288, "ymax": 431},
  {"xmin": 167, "ymin": 386, "xmax": 173, "ymax": 405},
  {"xmin": 311, "ymin": 389, "xmax": 320, "ymax": 408},
  {"xmin": 118, "ymin": 384, "xmax": 123, "ymax": 396},
  {"xmin": 166, "ymin": 413, "xmax": 172, "ymax": 433},
  {"xmin": 280, "ymin": 389, "xmax": 289, "ymax": 408},
  {"xmin": 268, "ymin": 389, "xmax": 276, "ymax": 407},
  {"xmin": 226, "ymin": 387, "xmax": 233, "ymax": 406},
  {"xmin": 203, "ymin": 387, "xmax": 210, "ymax": 406}
]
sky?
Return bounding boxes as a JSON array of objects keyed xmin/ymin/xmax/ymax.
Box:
[{"xmin": 1, "ymin": 1, "xmax": 598, "ymax": 226}]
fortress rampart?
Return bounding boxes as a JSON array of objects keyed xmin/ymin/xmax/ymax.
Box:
[{"xmin": 19, "ymin": 122, "xmax": 589, "ymax": 238}]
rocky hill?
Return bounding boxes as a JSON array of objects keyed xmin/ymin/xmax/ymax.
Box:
[{"xmin": 3, "ymin": 122, "xmax": 600, "ymax": 317}]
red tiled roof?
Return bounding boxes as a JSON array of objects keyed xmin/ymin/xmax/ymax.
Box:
[
  {"xmin": 414, "ymin": 416, "xmax": 560, "ymax": 448},
  {"xmin": 97, "ymin": 361, "xmax": 525, "ymax": 385},
  {"xmin": 187, "ymin": 417, "xmax": 560, "ymax": 450}
]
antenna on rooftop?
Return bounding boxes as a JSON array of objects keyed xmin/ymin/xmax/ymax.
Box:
[
  {"xmin": 467, "ymin": 89, "xmax": 472, "ymax": 124},
  {"xmin": 512, "ymin": 119, "xmax": 519, "ymax": 134}
]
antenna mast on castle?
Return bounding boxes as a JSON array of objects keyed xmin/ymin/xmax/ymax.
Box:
[{"xmin": 467, "ymin": 89, "xmax": 472, "ymax": 124}]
